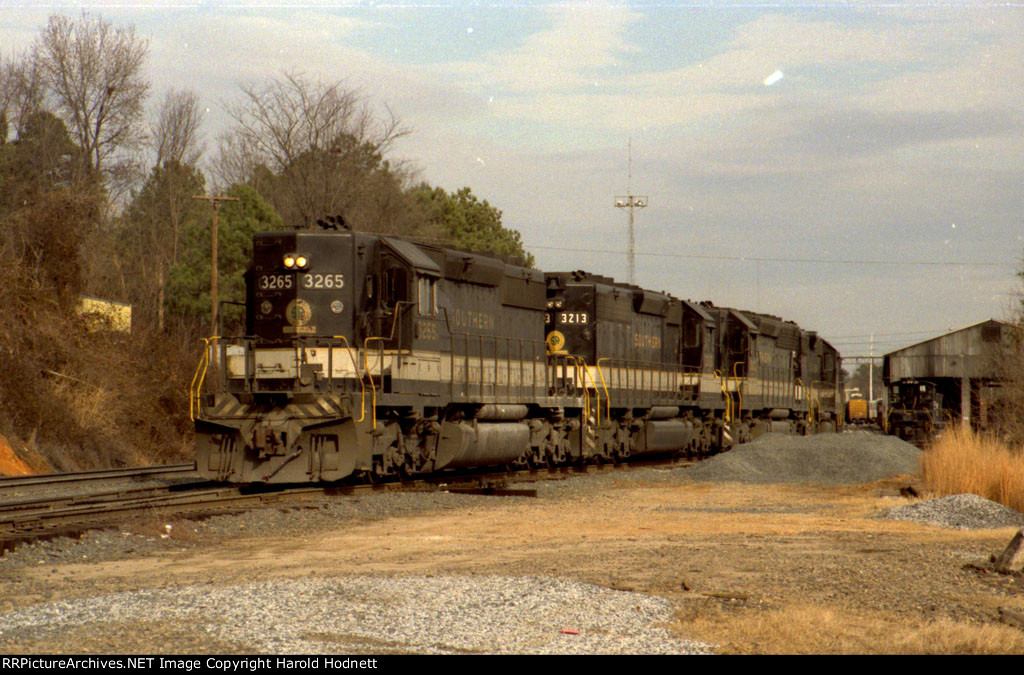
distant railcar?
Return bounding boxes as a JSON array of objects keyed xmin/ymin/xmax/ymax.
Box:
[{"xmin": 846, "ymin": 397, "xmax": 868, "ymax": 424}]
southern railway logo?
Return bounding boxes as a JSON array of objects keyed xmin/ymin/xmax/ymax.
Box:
[
  {"xmin": 284, "ymin": 299, "xmax": 314, "ymax": 334},
  {"xmin": 546, "ymin": 330, "xmax": 567, "ymax": 354}
]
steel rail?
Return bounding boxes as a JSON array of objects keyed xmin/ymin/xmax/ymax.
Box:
[
  {"xmin": 0, "ymin": 454, "xmax": 697, "ymax": 555},
  {"xmin": 0, "ymin": 463, "xmax": 196, "ymax": 490},
  {"xmin": 0, "ymin": 481, "xmax": 214, "ymax": 520}
]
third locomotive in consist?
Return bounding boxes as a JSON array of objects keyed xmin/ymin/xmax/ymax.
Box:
[{"xmin": 191, "ymin": 221, "xmax": 842, "ymax": 483}]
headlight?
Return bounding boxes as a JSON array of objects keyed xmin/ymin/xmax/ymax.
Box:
[{"xmin": 283, "ymin": 253, "xmax": 309, "ymax": 270}]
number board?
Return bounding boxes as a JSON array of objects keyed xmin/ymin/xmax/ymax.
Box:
[{"xmin": 258, "ymin": 273, "xmax": 345, "ymax": 291}]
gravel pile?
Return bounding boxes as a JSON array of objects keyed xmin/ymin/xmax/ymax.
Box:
[
  {"xmin": 0, "ymin": 575, "xmax": 715, "ymax": 655},
  {"xmin": 685, "ymin": 431, "xmax": 920, "ymax": 484},
  {"xmin": 878, "ymin": 493, "xmax": 1024, "ymax": 530}
]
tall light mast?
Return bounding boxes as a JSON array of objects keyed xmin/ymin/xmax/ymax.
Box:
[{"xmin": 614, "ymin": 138, "xmax": 647, "ymax": 285}]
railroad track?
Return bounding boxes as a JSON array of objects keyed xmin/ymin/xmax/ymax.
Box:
[
  {"xmin": 0, "ymin": 463, "xmax": 197, "ymax": 491},
  {"xmin": 0, "ymin": 456, "xmax": 695, "ymax": 555}
]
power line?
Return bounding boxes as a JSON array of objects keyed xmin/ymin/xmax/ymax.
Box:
[
  {"xmin": 830, "ymin": 339, "xmax": 938, "ymax": 347},
  {"xmin": 826, "ymin": 329, "xmax": 955, "ymax": 339},
  {"xmin": 526, "ymin": 244, "xmax": 1015, "ymax": 268}
]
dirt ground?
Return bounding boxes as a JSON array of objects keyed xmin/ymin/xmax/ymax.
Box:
[{"xmin": 4, "ymin": 473, "xmax": 1024, "ymax": 654}]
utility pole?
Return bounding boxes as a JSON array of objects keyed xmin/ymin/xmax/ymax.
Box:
[
  {"xmin": 614, "ymin": 138, "xmax": 647, "ymax": 285},
  {"xmin": 193, "ymin": 194, "xmax": 240, "ymax": 332},
  {"xmin": 868, "ymin": 333, "xmax": 874, "ymax": 401}
]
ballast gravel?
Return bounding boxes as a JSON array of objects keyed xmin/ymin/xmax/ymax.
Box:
[
  {"xmin": 685, "ymin": 431, "xmax": 921, "ymax": 484},
  {"xmin": 3, "ymin": 430, "xmax": 1018, "ymax": 654},
  {"xmin": 879, "ymin": 493, "xmax": 1024, "ymax": 530},
  {"xmin": 0, "ymin": 575, "xmax": 714, "ymax": 655}
]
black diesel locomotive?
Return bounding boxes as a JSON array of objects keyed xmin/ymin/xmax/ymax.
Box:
[
  {"xmin": 884, "ymin": 379, "xmax": 947, "ymax": 445},
  {"xmin": 191, "ymin": 223, "xmax": 842, "ymax": 483}
]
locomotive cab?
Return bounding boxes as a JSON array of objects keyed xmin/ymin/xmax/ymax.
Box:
[
  {"xmin": 373, "ymin": 237, "xmax": 443, "ymax": 353},
  {"xmin": 680, "ymin": 301, "xmax": 715, "ymax": 372},
  {"xmin": 544, "ymin": 277, "xmax": 596, "ymax": 360},
  {"xmin": 707, "ymin": 307, "xmax": 758, "ymax": 379}
]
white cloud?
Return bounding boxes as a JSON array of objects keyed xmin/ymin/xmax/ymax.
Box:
[{"xmin": 436, "ymin": 4, "xmax": 642, "ymax": 93}]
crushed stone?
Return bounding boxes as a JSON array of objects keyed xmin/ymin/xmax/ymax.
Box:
[
  {"xmin": 685, "ymin": 431, "xmax": 920, "ymax": 484},
  {"xmin": 878, "ymin": 493, "xmax": 1024, "ymax": 530},
  {"xmin": 0, "ymin": 575, "xmax": 715, "ymax": 655}
]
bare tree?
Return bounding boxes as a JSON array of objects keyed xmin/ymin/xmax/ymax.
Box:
[
  {"xmin": 0, "ymin": 54, "xmax": 16, "ymax": 141},
  {"xmin": 137, "ymin": 88, "xmax": 206, "ymax": 330},
  {"xmin": 150, "ymin": 88, "xmax": 204, "ymax": 167},
  {"xmin": 0, "ymin": 51, "xmax": 46, "ymax": 141},
  {"xmin": 34, "ymin": 12, "xmax": 149, "ymax": 178},
  {"xmin": 218, "ymin": 71, "xmax": 409, "ymax": 228},
  {"xmin": 210, "ymin": 127, "xmax": 260, "ymax": 192}
]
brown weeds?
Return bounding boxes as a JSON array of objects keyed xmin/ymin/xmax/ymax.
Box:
[
  {"xmin": 920, "ymin": 425, "xmax": 1024, "ymax": 512},
  {"xmin": 672, "ymin": 603, "xmax": 1024, "ymax": 654},
  {"xmin": 0, "ymin": 256, "xmax": 201, "ymax": 471}
]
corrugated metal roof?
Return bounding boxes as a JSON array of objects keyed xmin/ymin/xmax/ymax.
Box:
[
  {"xmin": 884, "ymin": 319, "xmax": 1014, "ymax": 355},
  {"xmin": 883, "ymin": 319, "xmax": 1019, "ymax": 380}
]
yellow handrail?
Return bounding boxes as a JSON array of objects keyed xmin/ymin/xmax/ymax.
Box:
[
  {"xmin": 189, "ymin": 337, "xmax": 219, "ymax": 422},
  {"xmin": 331, "ymin": 336, "xmax": 366, "ymax": 423},
  {"xmin": 596, "ymin": 358, "xmax": 612, "ymax": 421},
  {"xmin": 363, "ymin": 306, "xmax": 407, "ymax": 430},
  {"xmin": 571, "ymin": 357, "xmax": 592, "ymax": 428},
  {"xmin": 732, "ymin": 361, "xmax": 745, "ymax": 421},
  {"xmin": 809, "ymin": 380, "xmax": 823, "ymax": 426},
  {"xmin": 583, "ymin": 358, "xmax": 601, "ymax": 426},
  {"xmin": 715, "ymin": 369, "xmax": 732, "ymax": 423}
]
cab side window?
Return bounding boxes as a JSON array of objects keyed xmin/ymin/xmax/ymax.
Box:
[
  {"xmin": 382, "ymin": 266, "xmax": 409, "ymax": 307},
  {"xmin": 417, "ymin": 276, "xmax": 437, "ymax": 315},
  {"xmin": 683, "ymin": 321, "xmax": 700, "ymax": 349}
]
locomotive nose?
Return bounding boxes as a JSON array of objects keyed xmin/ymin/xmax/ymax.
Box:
[{"xmin": 250, "ymin": 231, "xmax": 356, "ymax": 342}]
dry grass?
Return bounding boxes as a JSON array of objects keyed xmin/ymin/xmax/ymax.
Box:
[
  {"xmin": 920, "ymin": 426, "xmax": 1024, "ymax": 512},
  {"xmin": 672, "ymin": 603, "xmax": 1024, "ymax": 654}
]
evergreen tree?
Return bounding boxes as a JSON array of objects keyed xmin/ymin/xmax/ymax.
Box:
[
  {"xmin": 121, "ymin": 160, "xmax": 207, "ymax": 329},
  {"xmin": 0, "ymin": 110, "xmax": 100, "ymax": 297},
  {"xmin": 166, "ymin": 184, "xmax": 282, "ymax": 328},
  {"xmin": 411, "ymin": 184, "xmax": 534, "ymax": 267}
]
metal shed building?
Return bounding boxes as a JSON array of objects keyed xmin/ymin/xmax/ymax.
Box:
[{"xmin": 883, "ymin": 319, "xmax": 1020, "ymax": 427}]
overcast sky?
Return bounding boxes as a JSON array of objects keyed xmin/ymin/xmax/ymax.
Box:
[{"xmin": 3, "ymin": 1, "xmax": 1023, "ymax": 360}]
